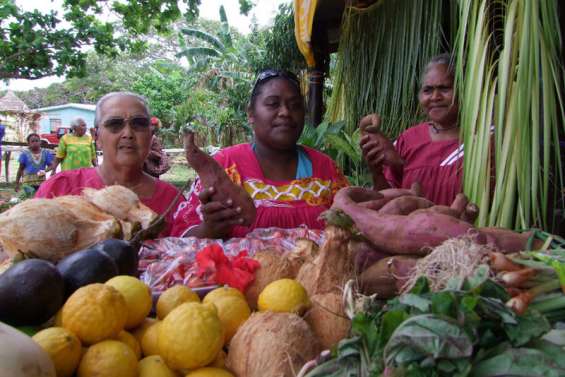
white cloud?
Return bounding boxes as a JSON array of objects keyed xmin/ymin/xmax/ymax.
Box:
[{"xmin": 3, "ymin": 0, "xmax": 291, "ymax": 91}]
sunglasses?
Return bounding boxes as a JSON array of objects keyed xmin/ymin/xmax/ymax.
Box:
[
  {"xmin": 102, "ymin": 116, "xmax": 151, "ymax": 133},
  {"xmin": 251, "ymin": 69, "xmax": 300, "ymax": 94}
]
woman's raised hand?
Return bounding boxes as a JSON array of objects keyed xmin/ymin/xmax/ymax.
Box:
[
  {"xmin": 198, "ymin": 186, "xmax": 244, "ymax": 239},
  {"xmin": 359, "ymin": 113, "xmax": 403, "ymax": 173}
]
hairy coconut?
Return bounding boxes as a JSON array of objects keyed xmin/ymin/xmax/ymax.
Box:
[
  {"xmin": 286, "ymin": 239, "xmax": 319, "ymax": 276},
  {"xmin": 305, "ymin": 291, "xmax": 350, "ymax": 349},
  {"xmin": 297, "ymin": 226, "xmax": 353, "ymax": 297},
  {"xmin": 226, "ymin": 312, "xmax": 321, "ymax": 377},
  {"xmin": 245, "ymin": 250, "xmax": 294, "ymax": 310}
]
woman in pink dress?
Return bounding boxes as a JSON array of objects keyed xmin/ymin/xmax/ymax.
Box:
[
  {"xmin": 171, "ymin": 70, "xmax": 349, "ymax": 238},
  {"xmin": 360, "ymin": 54, "xmax": 462, "ymax": 206},
  {"xmin": 36, "ymin": 92, "xmax": 183, "ymax": 236}
]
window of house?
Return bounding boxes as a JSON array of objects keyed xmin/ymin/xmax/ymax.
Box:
[{"xmin": 49, "ymin": 118, "xmax": 62, "ymax": 131}]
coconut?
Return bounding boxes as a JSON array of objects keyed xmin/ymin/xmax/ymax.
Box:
[
  {"xmin": 245, "ymin": 250, "xmax": 295, "ymax": 310},
  {"xmin": 305, "ymin": 291, "xmax": 350, "ymax": 349},
  {"xmin": 297, "ymin": 226, "xmax": 353, "ymax": 297},
  {"xmin": 226, "ymin": 312, "xmax": 321, "ymax": 377},
  {"xmin": 286, "ymin": 239, "xmax": 319, "ymax": 276}
]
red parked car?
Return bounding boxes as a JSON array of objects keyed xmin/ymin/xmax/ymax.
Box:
[{"xmin": 39, "ymin": 127, "xmax": 70, "ymax": 146}]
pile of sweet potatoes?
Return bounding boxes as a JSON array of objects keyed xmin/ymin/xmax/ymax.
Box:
[{"xmin": 328, "ymin": 185, "xmax": 534, "ymax": 298}]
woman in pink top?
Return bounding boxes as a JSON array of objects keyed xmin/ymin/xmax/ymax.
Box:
[
  {"xmin": 360, "ymin": 54, "xmax": 462, "ymax": 206},
  {"xmin": 36, "ymin": 92, "xmax": 183, "ymax": 236},
  {"xmin": 171, "ymin": 70, "xmax": 349, "ymax": 238}
]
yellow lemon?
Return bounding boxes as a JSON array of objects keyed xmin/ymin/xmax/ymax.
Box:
[
  {"xmin": 157, "ymin": 285, "xmax": 200, "ymax": 320},
  {"xmin": 140, "ymin": 320, "xmax": 162, "ymax": 357},
  {"xmin": 257, "ymin": 279, "xmax": 310, "ymax": 314},
  {"xmin": 203, "ymin": 286, "xmax": 244, "ymax": 304},
  {"xmin": 78, "ymin": 340, "xmax": 138, "ymax": 377},
  {"xmin": 139, "ymin": 355, "xmax": 177, "ymax": 377},
  {"xmin": 158, "ymin": 302, "xmax": 224, "ymax": 370},
  {"xmin": 211, "ymin": 296, "xmax": 250, "ymax": 343},
  {"xmin": 62, "ymin": 283, "xmax": 127, "ymax": 345},
  {"xmin": 131, "ymin": 317, "xmax": 157, "ymax": 344},
  {"xmin": 32, "ymin": 327, "xmax": 82, "ymax": 377},
  {"xmin": 208, "ymin": 350, "xmax": 226, "ymax": 368},
  {"xmin": 115, "ymin": 330, "xmax": 141, "ymax": 359},
  {"xmin": 106, "ymin": 275, "xmax": 153, "ymax": 329},
  {"xmin": 185, "ymin": 367, "xmax": 235, "ymax": 377}
]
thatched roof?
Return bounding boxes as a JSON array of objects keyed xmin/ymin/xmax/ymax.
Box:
[{"xmin": 0, "ymin": 91, "xmax": 29, "ymax": 113}]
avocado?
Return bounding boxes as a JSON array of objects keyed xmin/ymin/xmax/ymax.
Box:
[
  {"xmin": 93, "ymin": 239, "xmax": 138, "ymax": 276},
  {"xmin": 0, "ymin": 259, "xmax": 65, "ymax": 326},
  {"xmin": 57, "ymin": 247, "xmax": 119, "ymax": 297}
]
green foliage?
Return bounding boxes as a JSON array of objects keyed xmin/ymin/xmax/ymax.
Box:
[{"xmin": 305, "ymin": 274, "xmax": 558, "ymax": 377}]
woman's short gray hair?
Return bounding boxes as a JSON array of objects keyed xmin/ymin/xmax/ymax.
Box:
[
  {"xmin": 94, "ymin": 92, "xmax": 150, "ymax": 127},
  {"xmin": 422, "ymin": 53, "xmax": 455, "ymax": 83},
  {"xmin": 70, "ymin": 117, "xmax": 86, "ymax": 129}
]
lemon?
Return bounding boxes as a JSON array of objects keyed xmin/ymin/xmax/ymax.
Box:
[
  {"xmin": 131, "ymin": 317, "xmax": 157, "ymax": 344},
  {"xmin": 157, "ymin": 285, "xmax": 200, "ymax": 320},
  {"xmin": 208, "ymin": 350, "xmax": 226, "ymax": 368},
  {"xmin": 140, "ymin": 320, "xmax": 162, "ymax": 357},
  {"xmin": 78, "ymin": 340, "xmax": 138, "ymax": 377},
  {"xmin": 116, "ymin": 330, "xmax": 141, "ymax": 359},
  {"xmin": 106, "ymin": 276, "xmax": 153, "ymax": 329},
  {"xmin": 185, "ymin": 367, "xmax": 235, "ymax": 377},
  {"xmin": 203, "ymin": 286, "xmax": 244, "ymax": 304},
  {"xmin": 158, "ymin": 302, "xmax": 224, "ymax": 370},
  {"xmin": 257, "ymin": 279, "xmax": 310, "ymax": 314},
  {"xmin": 139, "ymin": 355, "xmax": 177, "ymax": 377},
  {"xmin": 32, "ymin": 327, "xmax": 82, "ymax": 377},
  {"xmin": 62, "ymin": 283, "xmax": 127, "ymax": 345},
  {"xmin": 211, "ymin": 295, "xmax": 250, "ymax": 343}
]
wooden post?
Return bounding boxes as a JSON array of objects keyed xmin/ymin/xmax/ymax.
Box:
[
  {"xmin": 308, "ymin": 69, "xmax": 325, "ymax": 127},
  {"xmin": 4, "ymin": 151, "xmax": 10, "ymax": 183}
]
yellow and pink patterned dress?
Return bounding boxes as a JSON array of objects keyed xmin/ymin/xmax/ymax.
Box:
[{"xmin": 171, "ymin": 143, "xmax": 349, "ymax": 237}]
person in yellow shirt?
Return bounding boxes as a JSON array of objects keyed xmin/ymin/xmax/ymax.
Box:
[{"xmin": 51, "ymin": 117, "xmax": 97, "ymax": 171}]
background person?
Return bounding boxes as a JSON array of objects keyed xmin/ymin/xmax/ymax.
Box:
[
  {"xmin": 36, "ymin": 92, "xmax": 183, "ymax": 236},
  {"xmin": 143, "ymin": 116, "xmax": 170, "ymax": 178},
  {"xmin": 171, "ymin": 69, "xmax": 349, "ymax": 239},
  {"xmin": 361, "ymin": 53, "xmax": 462, "ymax": 205},
  {"xmin": 15, "ymin": 133, "xmax": 54, "ymax": 194},
  {"xmin": 50, "ymin": 117, "xmax": 97, "ymax": 172}
]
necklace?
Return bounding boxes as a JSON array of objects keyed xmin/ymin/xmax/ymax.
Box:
[{"xmin": 430, "ymin": 122, "xmax": 459, "ymax": 134}]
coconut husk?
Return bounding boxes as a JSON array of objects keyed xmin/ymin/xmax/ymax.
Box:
[
  {"xmin": 358, "ymin": 255, "xmax": 419, "ymax": 298},
  {"xmin": 297, "ymin": 226, "xmax": 353, "ymax": 297},
  {"xmin": 305, "ymin": 291, "xmax": 350, "ymax": 349},
  {"xmin": 286, "ymin": 239, "xmax": 319, "ymax": 276},
  {"xmin": 245, "ymin": 250, "xmax": 295, "ymax": 310},
  {"xmin": 226, "ymin": 312, "xmax": 321, "ymax": 377}
]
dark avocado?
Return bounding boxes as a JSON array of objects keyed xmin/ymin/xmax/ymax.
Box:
[
  {"xmin": 0, "ymin": 259, "xmax": 65, "ymax": 326},
  {"xmin": 93, "ymin": 239, "xmax": 138, "ymax": 276},
  {"xmin": 57, "ymin": 247, "xmax": 119, "ymax": 297}
]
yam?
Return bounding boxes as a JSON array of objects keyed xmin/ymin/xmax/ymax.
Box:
[
  {"xmin": 245, "ymin": 251, "xmax": 294, "ymax": 310},
  {"xmin": 184, "ymin": 131, "xmax": 256, "ymax": 226},
  {"xmin": 358, "ymin": 256, "xmax": 418, "ymax": 298},
  {"xmin": 297, "ymin": 226, "xmax": 353, "ymax": 297},
  {"xmin": 226, "ymin": 312, "xmax": 321, "ymax": 377},
  {"xmin": 378, "ymin": 196, "xmax": 434, "ymax": 215},
  {"xmin": 305, "ymin": 291, "xmax": 350, "ymax": 349}
]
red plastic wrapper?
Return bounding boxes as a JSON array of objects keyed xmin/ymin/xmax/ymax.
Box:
[{"xmin": 139, "ymin": 227, "xmax": 323, "ymax": 294}]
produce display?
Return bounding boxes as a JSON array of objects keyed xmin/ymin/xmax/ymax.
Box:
[{"xmin": 2, "ymin": 184, "xmax": 565, "ymax": 377}]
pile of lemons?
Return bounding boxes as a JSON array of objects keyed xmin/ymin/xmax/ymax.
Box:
[{"xmin": 30, "ymin": 275, "xmax": 310, "ymax": 377}]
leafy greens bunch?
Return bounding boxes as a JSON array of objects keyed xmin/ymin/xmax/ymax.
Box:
[{"xmin": 305, "ymin": 269, "xmax": 565, "ymax": 377}]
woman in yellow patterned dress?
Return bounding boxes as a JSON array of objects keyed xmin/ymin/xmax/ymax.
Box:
[
  {"xmin": 51, "ymin": 117, "xmax": 97, "ymax": 171},
  {"xmin": 171, "ymin": 69, "xmax": 349, "ymax": 238}
]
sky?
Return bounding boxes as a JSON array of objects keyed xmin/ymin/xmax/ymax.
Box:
[{"xmin": 2, "ymin": 0, "xmax": 289, "ymax": 91}]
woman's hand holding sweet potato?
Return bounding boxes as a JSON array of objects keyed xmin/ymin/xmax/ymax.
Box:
[
  {"xmin": 359, "ymin": 113, "xmax": 404, "ymax": 173},
  {"xmin": 187, "ymin": 187, "xmax": 245, "ymax": 239}
]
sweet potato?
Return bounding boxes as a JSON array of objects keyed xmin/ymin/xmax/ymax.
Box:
[
  {"xmin": 411, "ymin": 205, "xmax": 460, "ymax": 218},
  {"xmin": 184, "ymin": 131, "xmax": 256, "ymax": 225},
  {"xmin": 449, "ymin": 193, "xmax": 469, "ymax": 215},
  {"xmin": 358, "ymin": 255, "xmax": 418, "ymax": 298},
  {"xmin": 332, "ymin": 187, "xmax": 477, "ymax": 255},
  {"xmin": 350, "ymin": 239, "xmax": 390, "ymax": 272},
  {"xmin": 360, "ymin": 114, "xmax": 404, "ymax": 168},
  {"xmin": 479, "ymin": 227, "xmax": 537, "ymax": 253},
  {"xmin": 378, "ymin": 196, "xmax": 434, "ymax": 215},
  {"xmin": 461, "ymin": 203, "xmax": 479, "ymax": 223}
]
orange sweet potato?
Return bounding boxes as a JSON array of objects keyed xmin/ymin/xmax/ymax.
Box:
[{"xmin": 184, "ymin": 131, "xmax": 256, "ymax": 225}]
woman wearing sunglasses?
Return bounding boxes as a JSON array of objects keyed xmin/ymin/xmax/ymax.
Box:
[
  {"xmin": 36, "ymin": 92, "xmax": 183, "ymax": 236},
  {"xmin": 171, "ymin": 69, "xmax": 349, "ymax": 239}
]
